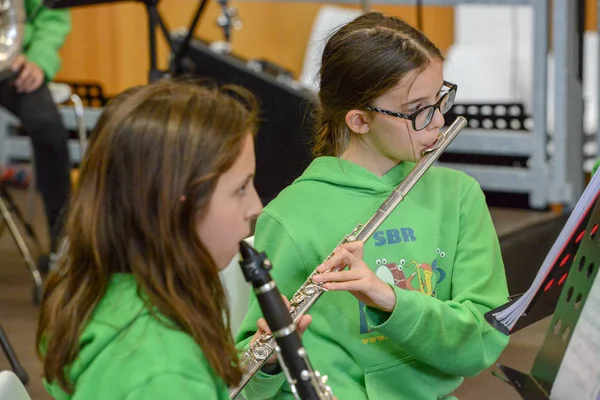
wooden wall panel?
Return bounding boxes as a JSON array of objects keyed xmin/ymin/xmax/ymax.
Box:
[
  {"xmin": 50, "ymin": 0, "xmax": 600, "ymax": 98},
  {"xmin": 54, "ymin": 5, "xmax": 119, "ymax": 93},
  {"xmin": 586, "ymin": 0, "xmax": 597, "ymax": 31},
  {"xmin": 54, "ymin": 2, "xmax": 454, "ymax": 97}
]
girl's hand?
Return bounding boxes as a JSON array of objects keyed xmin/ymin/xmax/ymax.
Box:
[
  {"xmin": 250, "ymin": 294, "xmax": 312, "ymax": 365},
  {"xmin": 312, "ymin": 241, "xmax": 396, "ymax": 312}
]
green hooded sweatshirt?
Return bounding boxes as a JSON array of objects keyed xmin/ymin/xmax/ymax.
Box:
[
  {"xmin": 235, "ymin": 157, "xmax": 510, "ymax": 400},
  {"xmin": 43, "ymin": 274, "xmax": 230, "ymax": 400},
  {"xmin": 593, "ymin": 159, "xmax": 600, "ymax": 175},
  {"xmin": 24, "ymin": 0, "xmax": 71, "ymax": 81}
]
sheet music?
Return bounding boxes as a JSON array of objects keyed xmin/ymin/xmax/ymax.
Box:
[
  {"xmin": 492, "ymin": 172, "xmax": 600, "ymax": 332},
  {"xmin": 550, "ymin": 271, "xmax": 600, "ymax": 400}
]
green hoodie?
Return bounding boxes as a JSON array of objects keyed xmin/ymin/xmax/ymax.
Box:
[
  {"xmin": 235, "ymin": 157, "xmax": 510, "ymax": 400},
  {"xmin": 44, "ymin": 274, "xmax": 230, "ymax": 400},
  {"xmin": 594, "ymin": 159, "xmax": 600, "ymax": 175},
  {"xmin": 24, "ymin": 0, "xmax": 71, "ymax": 81}
]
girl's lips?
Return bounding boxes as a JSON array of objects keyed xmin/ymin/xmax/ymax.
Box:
[{"xmin": 424, "ymin": 139, "xmax": 438, "ymax": 151}]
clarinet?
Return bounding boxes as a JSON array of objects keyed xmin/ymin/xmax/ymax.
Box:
[
  {"xmin": 237, "ymin": 241, "xmax": 334, "ymax": 400},
  {"xmin": 230, "ymin": 116, "xmax": 468, "ymax": 398}
]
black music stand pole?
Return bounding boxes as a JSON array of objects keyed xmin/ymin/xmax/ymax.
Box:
[
  {"xmin": 139, "ymin": 0, "xmax": 174, "ymax": 83},
  {"xmin": 143, "ymin": 0, "xmax": 210, "ymax": 79},
  {"xmin": 0, "ymin": 325, "xmax": 28, "ymax": 385},
  {"xmin": 171, "ymin": 0, "xmax": 209, "ymax": 75},
  {"xmin": 43, "ymin": 0, "xmax": 204, "ymax": 82}
]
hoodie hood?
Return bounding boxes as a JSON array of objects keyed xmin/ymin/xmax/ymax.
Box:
[
  {"xmin": 44, "ymin": 274, "xmax": 149, "ymax": 399},
  {"xmin": 43, "ymin": 275, "xmax": 230, "ymax": 399},
  {"xmin": 294, "ymin": 157, "xmax": 410, "ymax": 196}
]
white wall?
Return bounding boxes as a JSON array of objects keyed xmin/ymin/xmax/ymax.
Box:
[
  {"xmin": 444, "ymin": 5, "xmax": 537, "ymax": 112},
  {"xmin": 445, "ymin": 4, "xmax": 599, "ymax": 141}
]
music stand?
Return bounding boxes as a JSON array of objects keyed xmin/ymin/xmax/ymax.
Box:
[
  {"xmin": 0, "ymin": 325, "xmax": 28, "ymax": 385},
  {"xmin": 496, "ymin": 195, "xmax": 600, "ymax": 399},
  {"xmin": 140, "ymin": 0, "xmax": 173, "ymax": 82},
  {"xmin": 0, "ymin": 180, "xmax": 41, "ymax": 383},
  {"xmin": 0, "ymin": 181, "xmax": 45, "ymax": 303},
  {"xmin": 44, "ymin": 0, "xmax": 209, "ymax": 83}
]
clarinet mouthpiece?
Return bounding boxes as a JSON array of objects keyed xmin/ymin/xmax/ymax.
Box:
[{"xmin": 239, "ymin": 240, "xmax": 258, "ymax": 261}]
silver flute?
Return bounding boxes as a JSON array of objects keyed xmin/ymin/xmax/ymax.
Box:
[{"xmin": 230, "ymin": 116, "xmax": 468, "ymax": 399}]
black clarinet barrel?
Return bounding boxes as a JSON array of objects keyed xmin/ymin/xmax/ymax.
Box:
[{"xmin": 238, "ymin": 241, "xmax": 330, "ymax": 400}]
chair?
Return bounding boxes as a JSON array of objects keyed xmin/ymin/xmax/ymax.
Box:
[
  {"xmin": 0, "ymin": 371, "xmax": 32, "ymax": 400},
  {"xmin": 0, "ymin": 83, "xmax": 88, "ymax": 304}
]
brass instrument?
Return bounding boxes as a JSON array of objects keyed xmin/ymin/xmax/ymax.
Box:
[
  {"xmin": 230, "ymin": 116, "xmax": 468, "ymax": 399},
  {"xmin": 0, "ymin": 0, "xmax": 24, "ymax": 81}
]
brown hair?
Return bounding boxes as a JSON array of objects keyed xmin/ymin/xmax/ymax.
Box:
[
  {"xmin": 87, "ymin": 85, "xmax": 145, "ymax": 148},
  {"xmin": 36, "ymin": 79, "xmax": 259, "ymax": 393},
  {"xmin": 313, "ymin": 12, "xmax": 444, "ymax": 157}
]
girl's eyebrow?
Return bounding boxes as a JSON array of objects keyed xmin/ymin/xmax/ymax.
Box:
[{"xmin": 406, "ymin": 83, "xmax": 445, "ymax": 105}]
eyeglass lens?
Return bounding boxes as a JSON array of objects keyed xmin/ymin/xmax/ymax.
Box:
[{"xmin": 414, "ymin": 89, "xmax": 456, "ymax": 130}]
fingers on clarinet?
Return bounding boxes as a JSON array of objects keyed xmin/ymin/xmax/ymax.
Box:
[
  {"xmin": 257, "ymin": 318, "xmax": 271, "ymax": 334},
  {"xmin": 297, "ymin": 314, "xmax": 312, "ymax": 334},
  {"xmin": 281, "ymin": 294, "xmax": 291, "ymax": 309}
]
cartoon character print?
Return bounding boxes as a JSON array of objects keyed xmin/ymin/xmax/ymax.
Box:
[
  {"xmin": 373, "ymin": 258, "xmax": 408, "ymax": 289},
  {"xmin": 359, "ymin": 248, "xmax": 448, "ymax": 337},
  {"xmin": 432, "ymin": 247, "xmax": 447, "ymax": 287},
  {"xmin": 374, "ymin": 248, "xmax": 447, "ymax": 297}
]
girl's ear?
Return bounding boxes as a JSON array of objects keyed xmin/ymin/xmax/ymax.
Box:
[{"xmin": 345, "ymin": 110, "xmax": 370, "ymax": 134}]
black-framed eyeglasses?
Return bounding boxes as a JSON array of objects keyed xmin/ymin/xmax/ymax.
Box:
[{"xmin": 367, "ymin": 81, "xmax": 458, "ymax": 131}]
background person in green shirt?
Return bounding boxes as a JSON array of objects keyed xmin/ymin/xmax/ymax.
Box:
[{"xmin": 2, "ymin": 0, "xmax": 72, "ymax": 261}]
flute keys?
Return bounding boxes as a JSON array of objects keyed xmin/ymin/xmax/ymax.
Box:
[
  {"xmin": 291, "ymin": 292, "xmax": 305, "ymax": 305},
  {"xmin": 252, "ymin": 345, "xmax": 272, "ymax": 360},
  {"xmin": 259, "ymin": 332, "xmax": 272, "ymax": 342},
  {"xmin": 251, "ymin": 334, "xmax": 273, "ymax": 360},
  {"xmin": 304, "ymin": 284, "xmax": 318, "ymax": 295}
]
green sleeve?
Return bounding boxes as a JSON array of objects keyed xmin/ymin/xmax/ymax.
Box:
[
  {"xmin": 593, "ymin": 160, "xmax": 600, "ymax": 176},
  {"xmin": 24, "ymin": 4, "xmax": 71, "ymax": 81},
  {"xmin": 234, "ymin": 212, "xmax": 310, "ymax": 399},
  {"xmin": 124, "ymin": 373, "xmax": 226, "ymax": 400},
  {"xmin": 365, "ymin": 179, "xmax": 510, "ymax": 377}
]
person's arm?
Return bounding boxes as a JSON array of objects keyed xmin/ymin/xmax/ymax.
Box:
[
  {"xmin": 235, "ymin": 212, "xmax": 310, "ymax": 399},
  {"xmin": 364, "ymin": 179, "xmax": 510, "ymax": 377},
  {"xmin": 24, "ymin": 1, "xmax": 71, "ymax": 81}
]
